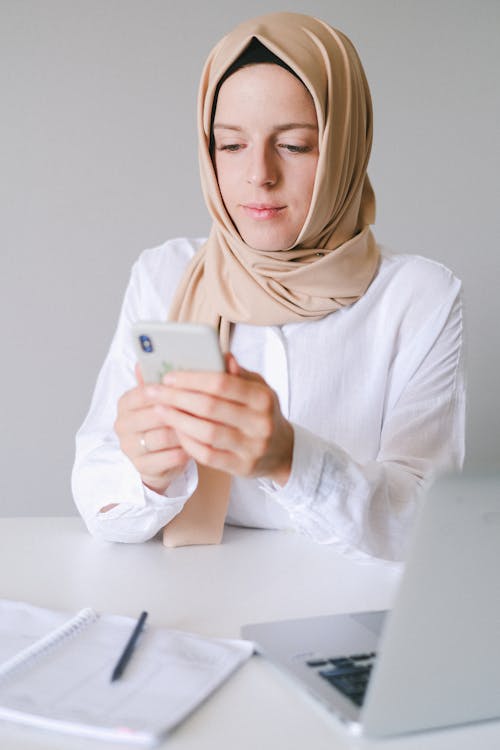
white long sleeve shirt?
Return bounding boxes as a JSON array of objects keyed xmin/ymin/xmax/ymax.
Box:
[{"xmin": 72, "ymin": 237, "xmax": 465, "ymax": 561}]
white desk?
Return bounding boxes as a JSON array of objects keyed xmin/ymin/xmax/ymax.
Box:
[{"xmin": 0, "ymin": 517, "xmax": 498, "ymax": 749}]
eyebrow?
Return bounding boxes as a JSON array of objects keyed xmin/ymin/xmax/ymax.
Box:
[{"xmin": 213, "ymin": 122, "xmax": 318, "ymax": 132}]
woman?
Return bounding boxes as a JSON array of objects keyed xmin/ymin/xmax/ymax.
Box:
[{"xmin": 72, "ymin": 12, "xmax": 464, "ymax": 560}]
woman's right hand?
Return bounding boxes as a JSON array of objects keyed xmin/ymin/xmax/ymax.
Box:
[{"xmin": 113, "ymin": 364, "xmax": 190, "ymax": 497}]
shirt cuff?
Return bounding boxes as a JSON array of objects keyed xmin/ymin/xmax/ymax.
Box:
[
  {"xmin": 80, "ymin": 459, "xmax": 199, "ymax": 543},
  {"xmin": 257, "ymin": 423, "xmax": 325, "ymax": 508},
  {"xmin": 143, "ymin": 459, "xmax": 198, "ymax": 503}
]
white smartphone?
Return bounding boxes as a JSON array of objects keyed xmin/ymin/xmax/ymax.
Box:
[{"xmin": 131, "ymin": 322, "xmax": 225, "ymax": 383}]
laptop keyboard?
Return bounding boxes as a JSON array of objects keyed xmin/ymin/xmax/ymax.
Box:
[{"xmin": 306, "ymin": 652, "xmax": 376, "ymax": 707}]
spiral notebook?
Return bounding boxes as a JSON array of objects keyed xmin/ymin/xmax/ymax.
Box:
[{"xmin": 0, "ymin": 599, "xmax": 253, "ymax": 746}]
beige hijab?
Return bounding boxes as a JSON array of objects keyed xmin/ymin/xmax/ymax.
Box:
[
  {"xmin": 168, "ymin": 11, "xmax": 379, "ymax": 349},
  {"xmin": 162, "ymin": 12, "xmax": 379, "ymax": 547}
]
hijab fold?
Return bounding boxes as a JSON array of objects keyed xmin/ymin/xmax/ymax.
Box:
[{"xmin": 168, "ymin": 12, "xmax": 380, "ymax": 350}]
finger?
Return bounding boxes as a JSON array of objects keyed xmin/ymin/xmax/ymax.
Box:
[
  {"xmin": 175, "ymin": 431, "xmax": 240, "ymax": 475},
  {"xmin": 135, "ymin": 361, "xmax": 145, "ymax": 386},
  {"xmin": 135, "ymin": 447, "xmax": 190, "ymax": 476},
  {"xmin": 153, "ymin": 404, "xmax": 236, "ymax": 448},
  {"xmin": 118, "ymin": 384, "xmax": 157, "ymax": 413},
  {"xmin": 116, "ymin": 405, "xmax": 168, "ymax": 436},
  {"xmin": 152, "ymin": 387, "xmax": 267, "ymax": 435},
  {"xmin": 136, "ymin": 426, "xmax": 182, "ymax": 454},
  {"xmin": 174, "ymin": 428, "xmax": 263, "ymax": 477},
  {"xmin": 159, "ymin": 371, "xmax": 271, "ymax": 410},
  {"xmin": 118, "ymin": 379, "xmax": 186, "ymax": 414},
  {"xmin": 154, "ymin": 404, "xmax": 269, "ymax": 460}
]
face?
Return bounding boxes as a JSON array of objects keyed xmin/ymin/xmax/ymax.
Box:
[{"xmin": 212, "ymin": 64, "xmax": 319, "ymax": 251}]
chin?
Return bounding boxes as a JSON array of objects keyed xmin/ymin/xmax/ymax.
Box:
[{"xmin": 240, "ymin": 228, "xmax": 297, "ymax": 252}]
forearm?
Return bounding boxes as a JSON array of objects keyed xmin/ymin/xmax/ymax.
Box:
[{"xmin": 261, "ymin": 419, "xmax": 463, "ymax": 562}]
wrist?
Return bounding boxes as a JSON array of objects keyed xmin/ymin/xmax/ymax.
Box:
[
  {"xmin": 141, "ymin": 476, "xmax": 170, "ymax": 496},
  {"xmin": 266, "ymin": 422, "xmax": 294, "ymax": 487}
]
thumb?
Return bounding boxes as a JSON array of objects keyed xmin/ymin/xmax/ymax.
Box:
[
  {"xmin": 225, "ymin": 352, "xmax": 241, "ymax": 375},
  {"xmin": 225, "ymin": 352, "xmax": 265, "ymax": 384}
]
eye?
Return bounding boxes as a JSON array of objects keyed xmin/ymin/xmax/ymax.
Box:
[
  {"xmin": 280, "ymin": 144, "xmax": 312, "ymax": 154},
  {"xmin": 217, "ymin": 143, "xmax": 243, "ymax": 152}
]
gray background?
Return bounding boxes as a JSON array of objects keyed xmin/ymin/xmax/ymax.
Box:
[{"xmin": 1, "ymin": 0, "xmax": 499, "ymax": 517}]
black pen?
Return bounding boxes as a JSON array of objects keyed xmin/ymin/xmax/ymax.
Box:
[{"xmin": 110, "ymin": 611, "xmax": 148, "ymax": 682}]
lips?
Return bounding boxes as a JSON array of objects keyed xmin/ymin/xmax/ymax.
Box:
[{"xmin": 241, "ymin": 203, "xmax": 286, "ymax": 220}]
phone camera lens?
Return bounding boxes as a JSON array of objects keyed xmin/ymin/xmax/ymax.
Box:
[{"xmin": 139, "ymin": 335, "xmax": 154, "ymax": 353}]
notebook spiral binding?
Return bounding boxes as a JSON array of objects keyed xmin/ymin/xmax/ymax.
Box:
[{"xmin": 0, "ymin": 607, "xmax": 98, "ymax": 684}]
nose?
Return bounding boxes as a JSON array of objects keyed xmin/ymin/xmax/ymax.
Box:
[{"xmin": 246, "ymin": 143, "xmax": 278, "ymax": 187}]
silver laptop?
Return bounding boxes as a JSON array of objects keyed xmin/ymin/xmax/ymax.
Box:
[{"xmin": 242, "ymin": 474, "xmax": 500, "ymax": 737}]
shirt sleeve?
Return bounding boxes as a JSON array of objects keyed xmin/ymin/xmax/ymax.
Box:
[
  {"xmin": 259, "ymin": 285, "xmax": 465, "ymax": 562},
  {"xmin": 71, "ymin": 255, "xmax": 198, "ymax": 543}
]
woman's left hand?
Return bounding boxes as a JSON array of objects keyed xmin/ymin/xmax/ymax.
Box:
[{"xmin": 144, "ymin": 353, "xmax": 293, "ymax": 486}]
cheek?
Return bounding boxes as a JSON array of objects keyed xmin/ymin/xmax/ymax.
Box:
[
  {"xmin": 214, "ymin": 159, "xmax": 236, "ymax": 206},
  {"xmin": 302, "ymin": 162, "xmax": 318, "ymax": 209},
  {"xmin": 290, "ymin": 163, "xmax": 317, "ymax": 213}
]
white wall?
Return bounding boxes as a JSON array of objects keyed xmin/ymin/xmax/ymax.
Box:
[{"xmin": 1, "ymin": 0, "xmax": 499, "ymax": 516}]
